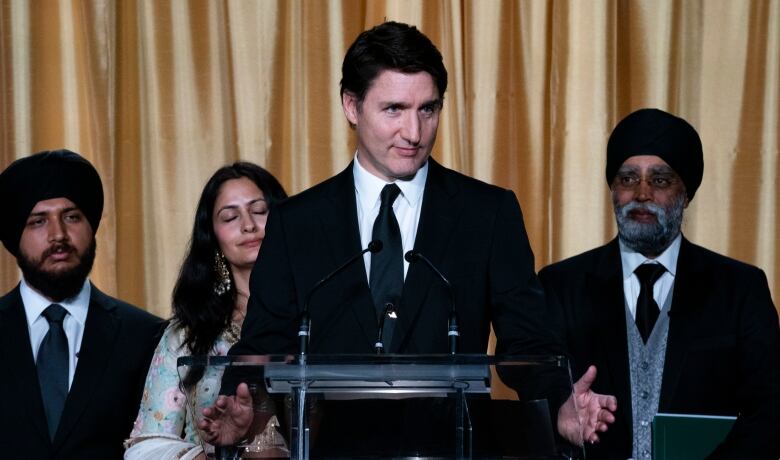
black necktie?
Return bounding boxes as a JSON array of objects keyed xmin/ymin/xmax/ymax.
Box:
[
  {"xmin": 634, "ymin": 264, "xmax": 666, "ymax": 343},
  {"xmin": 370, "ymin": 184, "xmax": 403, "ymax": 346},
  {"xmin": 37, "ymin": 304, "xmax": 70, "ymax": 440}
]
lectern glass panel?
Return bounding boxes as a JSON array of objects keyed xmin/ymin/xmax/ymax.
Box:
[{"xmin": 177, "ymin": 354, "xmax": 581, "ymax": 459}]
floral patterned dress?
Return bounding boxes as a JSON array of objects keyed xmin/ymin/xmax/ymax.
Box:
[{"xmin": 124, "ymin": 323, "xmax": 237, "ymax": 459}]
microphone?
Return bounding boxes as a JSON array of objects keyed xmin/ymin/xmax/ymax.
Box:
[
  {"xmin": 404, "ymin": 251, "xmax": 459, "ymax": 354},
  {"xmin": 374, "ymin": 302, "xmax": 397, "ymax": 354},
  {"xmin": 299, "ymin": 240, "xmax": 383, "ymax": 355}
]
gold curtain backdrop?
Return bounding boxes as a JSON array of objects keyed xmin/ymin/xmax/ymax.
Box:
[{"xmin": 1, "ymin": 0, "xmax": 778, "ymax": 323}]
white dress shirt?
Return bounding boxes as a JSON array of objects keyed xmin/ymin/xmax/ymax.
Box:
[
  {"xmin": 353, "ymin": 153, "xmax": 428, "ymax": 284},
  {"xmin": 620, "ymin": 233, "xmax": 682, "ymax": 318},
  {"xmin": 21, "ymin": 278, "xmax": 90, "ymax": 389}
]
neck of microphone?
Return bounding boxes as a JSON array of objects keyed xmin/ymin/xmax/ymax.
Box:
[
  {"xmin": 374, "ymin": 302, "xmax": 395, "ymax": 354},
  {"xmin": 299, "ymin": 240, "xmax": 383, "ymax": 355},
  {"xmin": 404, "ymin": 250, "xmax": 459, "ymax": 354}
]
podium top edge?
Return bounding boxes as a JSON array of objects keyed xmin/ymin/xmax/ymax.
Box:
[{"xmin": 176, "ymin": 353, "xmax": 569, "ymax": 368}]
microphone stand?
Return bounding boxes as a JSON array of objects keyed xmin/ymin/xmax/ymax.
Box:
[
  {"xmin": 292, "ymin": 241, "xmax": 382, "ymax": 458},
  {"xmin": 405, "ymin": 251, "xmax": 459, "ymax": 354},
  {"xmin": 299, "ymin": 240, "xmax": 383, "ymax": 356}
]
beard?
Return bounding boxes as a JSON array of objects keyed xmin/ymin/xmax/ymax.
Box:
[
  {"xmin": 614, "ymin": 194, "xmax": 685, "ymax": 256},
  {"xmin": 17, "ymin": 239, "xmax": 97, "ymax": 302}
]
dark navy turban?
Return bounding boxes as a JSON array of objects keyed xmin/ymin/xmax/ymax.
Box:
[
  {"xmin": 606, "ymin": 108, "xmax": 703, "ymax": 200},
  {"xmin": 0, "ymin": 149, "xmax": 103, "ymax": 256}
]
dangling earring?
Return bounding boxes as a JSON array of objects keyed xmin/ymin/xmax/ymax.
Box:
[{"xmin": 214, "ymin": 251, "xmax": 232, "ymax": 296}]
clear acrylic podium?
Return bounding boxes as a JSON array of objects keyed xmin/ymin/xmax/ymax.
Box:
[{"xmin": 178, "ymin": 354, "xmax": 580, "ymax": 459}]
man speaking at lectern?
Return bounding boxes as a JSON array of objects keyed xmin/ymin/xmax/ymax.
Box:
[{"xmin": 201, "ymin": 21, "xmax": 616, "ymax": 451}]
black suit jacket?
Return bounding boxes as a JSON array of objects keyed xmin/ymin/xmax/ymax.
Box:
[
  {"xmin": 231, "ymin": 158, "xmax": 560, "ymax": 358},
  {"xmin": 0, "ymin": 284, "xmax": 165, "ymax": 460},
  {"xmin": 224, "ymin": 159, "xmax": 569, "ymax": 456},
  {"xmin": 539, "ymin": 237, "xmax": 780, "ymax": 459}
]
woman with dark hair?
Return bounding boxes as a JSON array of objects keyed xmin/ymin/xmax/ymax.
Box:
[{"xmin": 124, "ymin": 162, "xmax": 288, "ymax": 459}]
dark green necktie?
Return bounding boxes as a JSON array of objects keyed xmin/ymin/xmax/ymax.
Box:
[{"xmin": 37, "ymin": 304, "xmax": 70, "ymax": 440}]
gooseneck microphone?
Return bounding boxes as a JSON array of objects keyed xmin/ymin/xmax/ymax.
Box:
[
  {"xmin": 374, "ymin": 302, "xmax": 397, "ymax": 354},
  {"xmin": 299, "ymin": 240, "xmax": 383, "ymax": 355},
  {"xmin": 404, "ymin": 251, "xmax": 459, "ymax": 354}
]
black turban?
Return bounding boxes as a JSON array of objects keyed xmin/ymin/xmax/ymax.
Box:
[
  {"xmin": 0, "ymin": 149, "xmax": 103, "ymax": 257},
  {"xmin": 606, "ymin": 108, "xmax": 703, "ymax": 201}
]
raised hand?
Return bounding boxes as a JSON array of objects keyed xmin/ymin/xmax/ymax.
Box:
[
  {"xmin": 198, "ymin": 382, "xmax": 255, "ymax": 446},
  {"xmin": 557, "ymin": 365, "xmax": 617, "ymax": 445}
]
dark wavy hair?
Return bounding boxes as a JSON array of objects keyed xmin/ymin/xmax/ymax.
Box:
[
  {"xmin": 340, "ymin": 21, "xmax": 448, "ymax": 104},
  {"xmin": 172, "ymin": 162, "xmax": 287, "ymax": 357}
]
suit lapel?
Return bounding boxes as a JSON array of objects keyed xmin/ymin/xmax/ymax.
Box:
[
  {"xmin": 391, "ymin": 159, "xmax": 460, "ymax": 352},
  {"xmin": 588, "ymin": 240, "xmax": 634, "ymax": 430},
  {"xmin": 0, "ymin": 287, "xmax": 50, "ymax": 443},
  {"xmin": 52, "ymin": 287, "xmax": 120, "ymax": 449},
  {"xmin": 659, "ymin": 238, "xmax": 705, "ymax": 410},
  {"xmin": 317, "ymin": 164, "xmax": 378, "ymax": 348}
]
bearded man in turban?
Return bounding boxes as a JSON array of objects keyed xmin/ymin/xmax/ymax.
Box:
[
  {"xmin": 0, "ymin": 150, "xmax": 164, "ymax": 459},
  {"xmin": 539, "ymin": 109, "xmax": 780, "ymax": 459}
]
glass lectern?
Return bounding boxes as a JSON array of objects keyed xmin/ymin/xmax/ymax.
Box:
[{"xmin": 178, "ymin": 354, "xmax": 582, "ymax": 459}]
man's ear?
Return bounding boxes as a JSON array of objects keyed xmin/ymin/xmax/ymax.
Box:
[{"xmin": 342, "ymin": 92, "xmax": 359, "ymax": 126}]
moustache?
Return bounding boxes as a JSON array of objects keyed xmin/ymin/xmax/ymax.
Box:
[
  {"xmin": 618, "ymin": 201, "xmax": 664, "ymax": 218},
  {"xmin": 42, "ymin": 243, "xmax": 76, "ymax": 259}
]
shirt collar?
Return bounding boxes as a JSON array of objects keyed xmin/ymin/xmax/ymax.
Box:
[
  {"xmin": 619, "ymin": 233, "xmax": 682, "ymax": 280},
  {"xmin": 353, "ymin": 152, "xmax": 428, "ymax": 209},
  {"xmin": 21, "ymin": 278, "xmax": 91, "ymax": 327}
]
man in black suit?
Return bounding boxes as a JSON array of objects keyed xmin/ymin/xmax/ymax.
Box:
[
  {"xmin": 539, "ymin": 108, "xmax": 780, "ymax": 459},
  {"xmin": 200, "ymin": 21, "xmax": 616, "ymax": 452},
  {"xmin": 0, "ymin": 150, "xmax": 165, "ymax": 459}
]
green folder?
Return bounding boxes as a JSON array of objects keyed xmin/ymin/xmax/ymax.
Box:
[{"xmin": 652, "ymin": 412, "xmax": 736, "ymax": 459}]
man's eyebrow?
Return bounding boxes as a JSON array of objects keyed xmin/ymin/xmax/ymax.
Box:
[
  {"xmin": 379, "ymin": 100, "xmax": 410, "ymax": 108},
  {"xmin": 615, "ymin": 165, "xmax": 677, "ymax": 175},
  {"xmin": 648, "ymin": 165, "xmax": 677, "ymax": 175},
  {"xmin": 378, "ymin": 98, "xmax": 442, "ymax": 108},
  {"xmin": 28, "ymin": 206, "xmax": 81, "ymax": 217},
  {"xmin": 616, "ymin": 165, "xmax": 640, "ymax": 174}
]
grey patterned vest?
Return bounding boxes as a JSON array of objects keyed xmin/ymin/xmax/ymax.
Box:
[{"xmin": 625, "ymin": 284, "xmax": 674, "ymax": 460}]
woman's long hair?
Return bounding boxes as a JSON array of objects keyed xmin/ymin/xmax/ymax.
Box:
[{"xmin": 172, "ymin": 162, "xmax": 287, "ymax": 357}]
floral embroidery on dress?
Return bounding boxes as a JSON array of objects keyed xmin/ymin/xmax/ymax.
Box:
[
  {"xmin": 125, "ymin": 323, "xmax": 288, "ymax": 459},
  {"xmin": 127, "ymin": 324, "xmax": 234, "ymax": 449}
]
